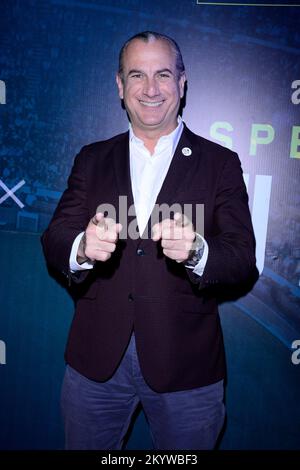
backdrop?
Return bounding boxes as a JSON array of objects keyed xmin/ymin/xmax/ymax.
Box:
[{"xmin": 0, "ymin": 0, "xmax": 299, "ymax": 450}]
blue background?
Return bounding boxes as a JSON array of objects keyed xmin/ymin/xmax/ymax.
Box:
[{"xmin": 0, "ymin": 0, "xmax": 299, "ymax": 449}]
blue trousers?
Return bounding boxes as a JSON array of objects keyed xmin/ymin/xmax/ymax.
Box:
[{"xmin": 61, "ymin": 333, "xmax": 225, "ymax": 450}]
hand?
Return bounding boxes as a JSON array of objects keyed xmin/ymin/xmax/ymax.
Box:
[
  {"xmin": 152, "ymin": 212, "xmax": 195, "ymax": 263},
  {"xmin": 77, "ymin": 212, "xmax": 122, "ymax": 264}
]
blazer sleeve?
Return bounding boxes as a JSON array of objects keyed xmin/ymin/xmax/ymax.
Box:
[
  {"xmin": 41, "ymin": 146, "xmax": 91, "ymax": 284},
  {"xmin": 186, "ymin": 151, "xmax": 258, "ymax": 291}
]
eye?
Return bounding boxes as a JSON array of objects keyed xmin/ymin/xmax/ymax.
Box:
[
  {"xmin": 130, "ymin": 73, "xmax": 143, "ymax": 79},
  {"xmin": 158, "ymin": 73, "xmax": 171, "ymax": 79}
]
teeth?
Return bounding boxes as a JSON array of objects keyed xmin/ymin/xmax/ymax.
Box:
[{"xmin": 139, "ymin": 101, "xmax": 163, "ymax": 107}]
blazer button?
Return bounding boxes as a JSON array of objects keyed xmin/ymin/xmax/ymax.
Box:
[
  {"xmin": 136, "ymin": 248, "xmax": 145, "ymax": 256},
  {"xmin": 128, "ymin": 293, "xmax": 134, "ymax": 301}
]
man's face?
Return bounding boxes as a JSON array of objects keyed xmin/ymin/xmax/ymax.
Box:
[{"xmin": 116, "ymin": 39, "xmax": 186, "ymax": 137}]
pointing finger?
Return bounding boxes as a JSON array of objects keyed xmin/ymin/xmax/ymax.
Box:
[
  {"xmin": 174, "ymin": 212, "xmax": 190, "ymax": 228},
  {"xmin": 152, "ymin": 222, "xmax": 162, "ymax": 241}
]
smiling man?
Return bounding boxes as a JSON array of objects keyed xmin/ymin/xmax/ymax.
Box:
[
  {"xmin": 42, "ymin": 31, "xmax": 258, "ymax": 450},
  {"xmin": 116, "ymin": 36, "xmax": 186, "ymax": 153}
]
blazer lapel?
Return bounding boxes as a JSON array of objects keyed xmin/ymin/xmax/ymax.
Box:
[
  {"xmin": 112, "ymin": 131, "xmax": 134, "ymax": 208},
  {"xmin": 155, "ymin": 124, "xmax": 199, "ymax": 207},
  {"xmin": 112, "ymin": 132, "xmax": 139, "ymax": 243}
]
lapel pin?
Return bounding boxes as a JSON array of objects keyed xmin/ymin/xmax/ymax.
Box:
[{"xmin": 182, "ymin": 147, "xmax": 192, "ymax": 156}]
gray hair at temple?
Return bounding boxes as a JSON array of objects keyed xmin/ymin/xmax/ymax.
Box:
[{"xmin": 118, "ymin": 31, "xmax": 185, "ymax": 81}]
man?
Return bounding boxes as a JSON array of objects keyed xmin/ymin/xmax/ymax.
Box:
[{"xmin": 42, "ymin": 31, "xmax": 258, "ymax": 450}]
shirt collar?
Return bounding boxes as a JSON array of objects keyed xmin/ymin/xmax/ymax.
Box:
[{"xmin": 129, "ymin": 116, "xmax": 184, "ymax": 156}]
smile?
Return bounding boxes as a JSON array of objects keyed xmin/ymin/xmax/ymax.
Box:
[{"xmin": 139, "ymin": 100, "xmax": 164, "ymax": 107}]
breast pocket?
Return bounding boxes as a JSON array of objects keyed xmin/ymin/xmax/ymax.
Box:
[{"xmin": 173, "ymin": 187, "xmax": 207, "ymax": 203}]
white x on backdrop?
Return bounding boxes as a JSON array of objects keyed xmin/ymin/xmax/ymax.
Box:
[{"xmin": 0, "ymin": 179, "xmax": 25, "ymax": 209}]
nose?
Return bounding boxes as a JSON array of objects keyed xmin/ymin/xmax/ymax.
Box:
[{"xmin": 143, "ymin": 77, "xmax": 160, "ymax": 98}]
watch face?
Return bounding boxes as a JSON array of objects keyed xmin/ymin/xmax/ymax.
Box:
[{"xmin": 186, "ymin": 234, "xmax": 204, "ymax": 267}]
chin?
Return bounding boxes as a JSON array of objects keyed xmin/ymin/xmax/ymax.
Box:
[{"xmin": 139, "ymin": 115, "xmax": 165, "ymax": 127}]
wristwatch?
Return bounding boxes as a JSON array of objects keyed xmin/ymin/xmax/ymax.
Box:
[{"xmin": 185, "ymin": 233, "xmax": 205, "ymax": 268}]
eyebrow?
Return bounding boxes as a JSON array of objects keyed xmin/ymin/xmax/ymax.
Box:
[
  {"xmin": 127, "ymin": 69, "xmax": 143, "ymax": 76},
  {"xmin": 156, "ymin": 68, "xmax": 174, "ymax": 75},
  {"xmin": 127, "ymin": 68, "xmax": 174, "ymax": 77}
]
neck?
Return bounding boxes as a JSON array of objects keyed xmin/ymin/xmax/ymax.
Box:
[{"xmin": 131, "ymin": 121, "xmax": 178, "ymax": 155}]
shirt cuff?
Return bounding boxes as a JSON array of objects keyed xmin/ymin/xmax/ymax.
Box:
[
  {"xmin": 185, "ymin": 234, "xmax": 209, "ymax": 277},
  {"xmin": 69, "ymin": 232, "xmax": 95, "ymax": 272}
]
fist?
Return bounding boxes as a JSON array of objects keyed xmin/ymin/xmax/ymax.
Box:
[
  {"xmin": 77, "ymin": 212, "xmax": 122, "ymax": 263},
  {"xmin": 152, "ymin": 212, "xmax": 195, "ymax": 263}
]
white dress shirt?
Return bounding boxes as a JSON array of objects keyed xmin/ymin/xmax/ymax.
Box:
[
  {"xmin": 69, "ymin": 118, "xmax": 208, "ymax": 275},
  {"xmin": 129, "ymin": 117, "xmax": 183, "ymax": 236}
]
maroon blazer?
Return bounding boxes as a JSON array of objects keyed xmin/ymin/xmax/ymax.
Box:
[{"xmin": 41, "ymin": 125, "xmax": 257, "ymax": 392}]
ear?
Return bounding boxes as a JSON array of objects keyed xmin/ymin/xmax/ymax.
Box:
[
  {"xmin": 179, "ymin": 72, "xmax": 186, "ymax": 99},
  {"xmin": 116, "ymin": 73, "xmax": 124, "ymax": 99}
]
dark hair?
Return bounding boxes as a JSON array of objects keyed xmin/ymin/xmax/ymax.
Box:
[{"xmin": 118, "ymin": 31, "xmax": 185, "ymax": 80}]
